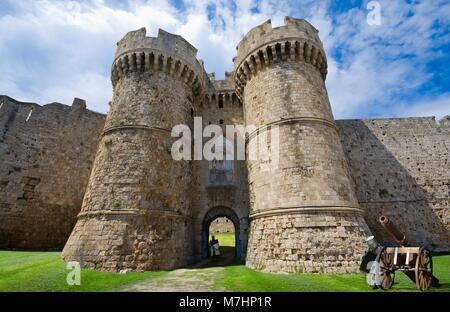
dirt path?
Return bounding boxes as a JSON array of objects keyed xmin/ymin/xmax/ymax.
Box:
[
  {"xmin": 121, "ymin": 255, "xmax": 236, "ymax": 292},
  {"xmin": 121, "ymin": 266, "xmax": 227, "ymax": 292}
]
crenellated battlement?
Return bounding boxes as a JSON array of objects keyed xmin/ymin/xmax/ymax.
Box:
[
  {"xmin": 235, "ymin": 17, "xmax": 322, "ymax": 61},
  {"xmin": 111, "ymin": 18, "xmax": 327, "ymax": 103},
  {"xmin": 115, "ymin": 28, "xmax": 198, "ymax": 60},
  {"xmin": 211, "ymin": 71, "xmax": 235, "ymax": 91},
  {"xmin": 111, "ymin": 28, "xmax": 205, "ymax": 94},
  {"xmin": 204, "ymin": 91, "xmax": 239, "ymax": 109},
  {"xmin": 233, "ymin": 17, "xmax": 328, "ymax": 100},
  {"xmin": 204, "ymin": 71, "xmax": 240, "ymax": 108}
]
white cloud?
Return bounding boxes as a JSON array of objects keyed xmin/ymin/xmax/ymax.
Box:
[
  {"xmin": 394, "ymin": 93, "xmax": 450, "ymax": 120},
  {"xmin": 321, "ymin": 0, "xmax": 450, "ymax": 119},
  {"xmin": 0, "ymin": 0, "xmax": 448, "ymax": 120},
  {"xmin": 0, "ymin": 0, "xmax": 183, "ymax": 113}
]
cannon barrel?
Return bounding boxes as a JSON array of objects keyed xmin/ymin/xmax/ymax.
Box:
[{"xmin": 378, "ymin": 215, "xmax": 408, "ymax": 247}]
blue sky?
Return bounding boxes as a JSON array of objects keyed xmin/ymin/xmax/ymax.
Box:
[{"xmin": 0, "ymin": 0, "xmax": 449, "ymax": 120}]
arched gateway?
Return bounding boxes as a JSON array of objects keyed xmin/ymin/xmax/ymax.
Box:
[{"xmin": 200, "ymin": 206, "xmax": 243, "ymax": 259}]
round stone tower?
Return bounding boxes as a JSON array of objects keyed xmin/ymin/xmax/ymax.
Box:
[
  {"xmin": 235, "ymin": 17, "xmax": 372, "ymax": 273},
  {"xmin": 62, "ymin": 28, "xmax": 204, "ymax": 271}
]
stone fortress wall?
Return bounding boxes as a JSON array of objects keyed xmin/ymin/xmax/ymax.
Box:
[
  {"xmin": 337, "ymin": 117, "xmax": 450, "ymax": 251},
  {"xmin": 2, "ymin": 96, "xmax": 447, "ymax": 254},
  {"xmin": 0, "ymin": 16, "xmax": 448, "ymax": 273},
  {"xmin": 210, "ymin": 217, "xmax": 236, "ymax": 233},
  {"xmin": 0, "ymin": 96, "xmax": 105, "ymax": 249}
]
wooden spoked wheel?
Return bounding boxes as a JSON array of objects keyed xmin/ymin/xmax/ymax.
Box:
[
  {"xmin": 415, "ymin": 248, "xmax": 433, "ymax": 291},
  {"xmin": 379, "ymin": 247, "xmax": 395, "ymax": 290}
]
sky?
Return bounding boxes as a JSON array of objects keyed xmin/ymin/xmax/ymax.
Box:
[{"xmin": 0, "ymin": 0, "xmax": 449, "ymax": 120}]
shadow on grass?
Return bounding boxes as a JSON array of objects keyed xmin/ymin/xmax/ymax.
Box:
[
  {"xmin": 432, "ymin": 283, "xmax": 450, "ymax": 292},
  {"xmin": 195, "ymin": 246, "xmax": 244, "ymax": 269}
]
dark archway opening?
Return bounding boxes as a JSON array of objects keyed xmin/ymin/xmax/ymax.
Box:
[{"xmin": 201, "ymin": 206, "xmax": 242, "ymax": 264}]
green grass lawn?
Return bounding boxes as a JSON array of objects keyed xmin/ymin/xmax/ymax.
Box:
[
  {"xmin": 209, "ymin": 232, "xmax": 236, "ymax": 257},
  {"xmin": 0, "ymin": 244, "xmax": 449, "ymax": 292},
  {"xmin": 203, "ymin": 232, "xmax": 237, "ymax": 268},
  {"xmin": 209, "ymin": 232, "xmax": 235, "ymax": 247},
  {"xmin": 216, "ymin": 253, "xmax": 450, "ymax": 292},
  {"xmin": 209, "ymin": 232, "xmax": 450, "ymax": 291},
  {"xmin": 0, "ymin": 251, "xmax": 167, "ymax": 292}
]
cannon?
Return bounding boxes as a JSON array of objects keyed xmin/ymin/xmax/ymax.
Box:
[{"xmin": 361, "ymin": 215, "xmax": 438, "ymax": 291}]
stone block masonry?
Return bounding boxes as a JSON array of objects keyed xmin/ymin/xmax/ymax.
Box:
[
  {"xmin": 236, "ymin": 17, "xmax": 372, "ymax": 273},
  {"xmin": 62, "ymin": 28, "xmax": 203, "ymax": 271},
  {"xmin": 0, "ymin": 96, "xmax": 105, "ymax": 249},
  {"xmin": 210, "ymin": 217, "xmax": 235, "ymax": 233},
  {"xmin": 338, "ymin": 117, "xmax": 450, "ymax": 251},
  {"xmin": 191, "ymin": 71, "xmax": 249, "ymax": 262},
  {"xmin": 247, "ymin": 213, "xmax": 371, "ymax": 273}
]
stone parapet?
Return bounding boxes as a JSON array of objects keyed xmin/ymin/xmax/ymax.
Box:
[
  {"xmin": 111, "ymin": 28, "xmax": 205, "ymax": 94},
  {"xmin": 234, "ymin": 17, "xmax": 327, "ymax": 100}
]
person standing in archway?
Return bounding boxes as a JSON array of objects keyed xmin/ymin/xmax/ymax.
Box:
[{"xmin": 209, "ymin": 235, "xmax": 220, "ymax": 257}]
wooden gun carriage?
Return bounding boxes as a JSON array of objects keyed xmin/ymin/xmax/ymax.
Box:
[{"xmin": 362, "ymin": 215, "xmax": 438, "ymax": 291}]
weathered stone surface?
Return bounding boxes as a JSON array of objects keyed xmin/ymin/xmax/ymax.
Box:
[
  {"xmin": 0, "ymin": 96, "xmax": 105, "ymax": 249},
  {"xmin": 62, "ymin": 28, "xmax": 201, "ymax": 271},
  {"xmin": 210, "ymin": 217, "xmax": 235, "ymax": 233},
  {"xmin": 337, "ymin": 118, "xmax": 450, "ymax": 251},
  {"xmin": 236, "ymin": 17, "xmax": 372, "ymax": 273},
  {"xmin": 246, "ymin": 213, "xmax": 371, "ymax": 273}
]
